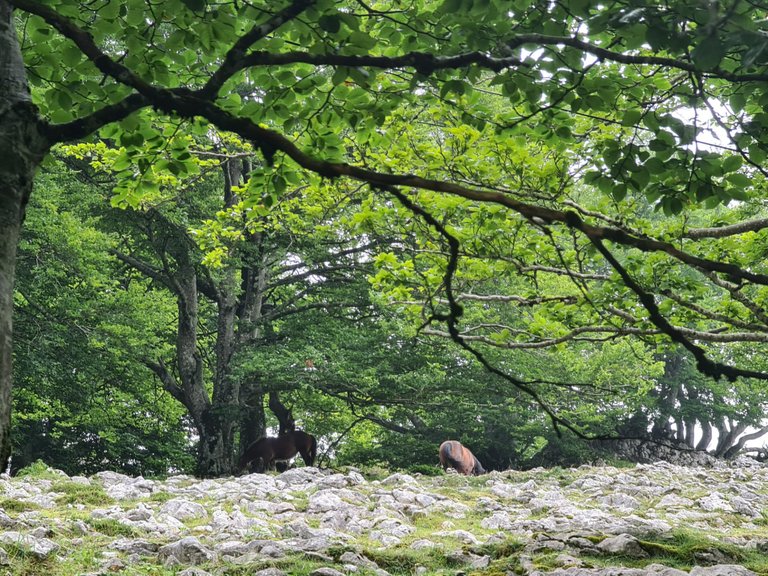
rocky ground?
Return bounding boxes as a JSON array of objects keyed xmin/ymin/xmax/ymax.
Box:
[{"xmin": 1, "ymin": 458, "xmax": 768, "ymax": 575}]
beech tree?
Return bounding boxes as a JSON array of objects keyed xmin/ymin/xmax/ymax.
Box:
[{"xmin": 5, "ymin": 0, "xmax": 768, "ymax": 473}]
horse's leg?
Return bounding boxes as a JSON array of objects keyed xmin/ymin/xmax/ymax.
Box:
[{"xmin": 300, "ymin": 436, "xmax": 317, "ymax": 467}]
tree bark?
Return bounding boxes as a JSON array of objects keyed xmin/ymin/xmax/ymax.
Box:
[
  {"xmin": 238, "ymin": 380, "xmax": 266, "ymax": 451},
  {"xmin": 696, "ymin": 420, "xmax": 712, "ymax": 451},
  {"xmin": 0, "ymin": 1, "xmax": 49, "ymax": 471},
  {"xmin": 723, "ymin": 424, "xmax": 768, "ymax": 459},
  {"xmin": 269, "ymin": 390, "xmax": 295, "ymax": 434}
]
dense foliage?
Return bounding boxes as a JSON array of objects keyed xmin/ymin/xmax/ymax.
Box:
[{"xmin": 4, "ymin": 0, "xmax": 768, "ymax": 475}]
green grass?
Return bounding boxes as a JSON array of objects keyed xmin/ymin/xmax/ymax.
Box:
[
  {"xmin": 0, "ymin": 497, "xmax": 40, "ymax": 513},
  {"xmin": 88, "ymin": 518, "xmax": 141, "ymax": 537},
  {"xmin": 15, "ymin": 461, "xmax": 68, "ymax": 480},
  {"xmin": 52, "ymin": 480, "xmax": 113, "ymax": 506},
  {"xmin": 636, "ymin": 530, "xmax": 745, "ymax": 568},
  {"xmin": 222, "ymin": 554, "xmax": 347, "ymax": 576},
  {"xmin": 573, "ymin": 529, "xmax": 764, "ymax": 574},
  {"xmin": 357, "ymin": 546, "xmax": 455, "ymax": 575},
  {"xmin": 145, "ymin": 490, "xmax": 174, "ymax": 504}
]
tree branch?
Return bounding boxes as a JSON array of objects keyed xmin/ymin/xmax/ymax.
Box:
[
  {"xmin": 200, "ymin": 0, "xmax": 316, "ymax": 98},
  {"xmin": 45, "ymin": 94, "xmax": 148, "ymax": 143},
  {"xmin": 587, "ymin": 233, "xmax": 766, "ymax": 381},
  {"xmin": 112, "ymin": 250, "xmax": 173, "ymax": 290},
  {"xmin": 684, "ymin": 218, "xmax": 768, "ymax": 239},
  {"xmin": 145, "ymin": 358, "xmax": 186, "ymax": 405}
]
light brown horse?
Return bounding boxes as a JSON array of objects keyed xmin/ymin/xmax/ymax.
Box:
[
  {"xmin": 237, "ymin": 430, "xmax": 317, "ymax": 474},
  {"xmin": 439, "ymin": 440, "xmax": 486, "ymax": 476}
]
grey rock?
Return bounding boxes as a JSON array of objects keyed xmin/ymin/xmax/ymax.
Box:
[
  {"xmin": 445, "ymin": 550, "xmax": 490, "ymax": 569},
  {"xmin": 690, "ymin": 566, "xmax": 757, "ymax": 576},
  {"xmin": 278, "ymin": 467, "xmax": 320, "ymax": 485},
  {"xmin": 109, "ymin": 537, "xmax": 159, "ymax": 555},
  {"xmin": 697, "ymin": 493, "xmax": 733, "ymax": 512},
  {"xmin": 160, "ymin": 498, "xmax": 208, "ymax": 520},
  {"xmin": 0, "ymin": 510, "xmax": 16, "ymax": 528},
  {"xmin": 597, "ymin": 534, "xmax": 648, "ymax": 558},
  {"xmin": 158, "ymin": 536, "xmax": 216, "ymax": 565},
  {"xmin": 0, "ymin": 531, "xmax": 59, "ymax": 559},
  {"xmin": 339, "ymin": 551, "xmax": 379, "ymax": 569},
  {"xmin": 310, "ymin": 568, "xmax": 345, "ymax": 576},
  {"xmin": 598, "ymin": 493, "xmax": 641, "ymax": 511}
]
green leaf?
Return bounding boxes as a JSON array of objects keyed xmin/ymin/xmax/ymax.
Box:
[
  {"xmin": 621, "ymin": 109, "xmax": 643, "ymax": 127},
  {"xmin": 645, "ymin": 25, "xmax": 669, "ymax": 51},
  {"xmin": 742, "ymin": 39, "xmax": 768, "ymax": 68},
  {"xmin": 440, "ymin": 0, "xmax": 463, "ymax": 13},
  {"xmin": 722, "ymin": 155, "xmax": 743, "ymax": 173},
  {"xmin": 611, "ymin": 183, "xmax": 628, "ymax": 201},
  {"xmin": 726, "ymin": 173, "xmax": 751, "ymax": 188},
  {"xmin": 348, "ymin": 31, "xmax": 377, "ymax": 51},
  {"xmin": 644, "ymin": 157, "xmax": 665, "ymax": 173},
  {"xmin": 61, "ymin": 44, "xmax": 83, "ymax": 67},
  {"xmin": 181, "ymin": 0, "xmax": 207, "ymax": 11},
  {"xmin": 319, "ymin": 14, "xmax": 341, "ymax": 34},
  {"xmin": 729, "ymin": 92, "xmax": 747, "ymax": 112},
  {"xmin": 331, "ymin": 67, "xmax": 348, "ymax": 86},
  {"xmin": 121, "ymin": 132, "xmax": 144, "ymax": 148},
  {"xmin": 691, "ymin": 35, "xmax": 725, "ymax": 70},
  {"xmin": 662, "ymin": 197, "xmax": 684, "ymax": 215},
  {"xmin": 440, "ymin": 80, "xmax": 466, "ymax": 99}
]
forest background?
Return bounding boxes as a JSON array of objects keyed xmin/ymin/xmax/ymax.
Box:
[{"xmin": 4, "ymin": 0, "xmax": 768, "ymax": 478}]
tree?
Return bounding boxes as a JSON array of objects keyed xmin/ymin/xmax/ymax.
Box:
[
  {"xmin": 13, "ymin": 167, "xmax": 194, "ymax": 475},
  {"xmin": 5, "ymin": 0, "xmax": 768, "ymax": 472}
]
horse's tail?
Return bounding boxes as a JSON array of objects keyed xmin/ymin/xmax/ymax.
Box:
[{"xmin": 439, "ymin": 440, "xmax": 463, "ymax": 472}]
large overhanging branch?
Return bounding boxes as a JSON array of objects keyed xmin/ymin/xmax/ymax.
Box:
[
  {"xmin": 232, "ymin": 49, "xmax": 527, "ymax": 76},
  {"xmin": 18, "ymin": 0, "xmax": 768, "ymax": 148},
  {"xmin": 704, "ymin": 271, "xmax": 768, "ymax": 326},
  {"xmin": 386, "ymin": 186, "xmax": 594, "ymax": 439},
  {"xmin": 15, "ymin": 0, "xmax": 768, "ymax": 386},
  {"xmin": 424, "ymin": 324, "xmax": 768, "ymax": 349},
  {"xmin": 505, "ymin": 34, "xmax": 768, "ymax": 83},
  {"xmin": 660, "ymin": 288, "xmax": 768, "ymax": 332}
]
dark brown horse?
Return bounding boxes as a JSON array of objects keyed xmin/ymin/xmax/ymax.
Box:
[
  {"xmin": 439, "ymin": 440, "xmax": 486, "ymax": 476},
  {"xmin": 237, "ymin": 430, "xmax": 317, "ymax": 474}
]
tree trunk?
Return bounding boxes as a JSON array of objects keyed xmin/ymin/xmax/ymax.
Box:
[
  {"xmin": 683, "ymin": 418, "xmax": 696, "ymax": 448},
  {"xmin": 723, "ymin": 424, "xmax": 768, "ymax": 459},
  {"xmin": 238, "ymin": 380, "xmax": 266, "ymax": 451},
  {"xmin": 0, "ymin": 1, "xmax": 49, "ymax": 471},
  {"xmin": 269, "ymin": 390, "xmax": 295, "ymax": 434},
  {"xmin": 696, "ymin": 420, "xmax": 712, "ymax": 451},
  {"xmin": 715, "ymin": 419, "xmax": 748, "ymax": 458}
]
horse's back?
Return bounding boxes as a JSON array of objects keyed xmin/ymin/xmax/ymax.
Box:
[{"xmin": 240, "ymin": 430, "xmax": 317, "ymax": 474}]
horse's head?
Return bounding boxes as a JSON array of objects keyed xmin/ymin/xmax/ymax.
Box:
[{"xmin": 472, "ymin": 458, "xmax": 486, "ymax": 475}]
